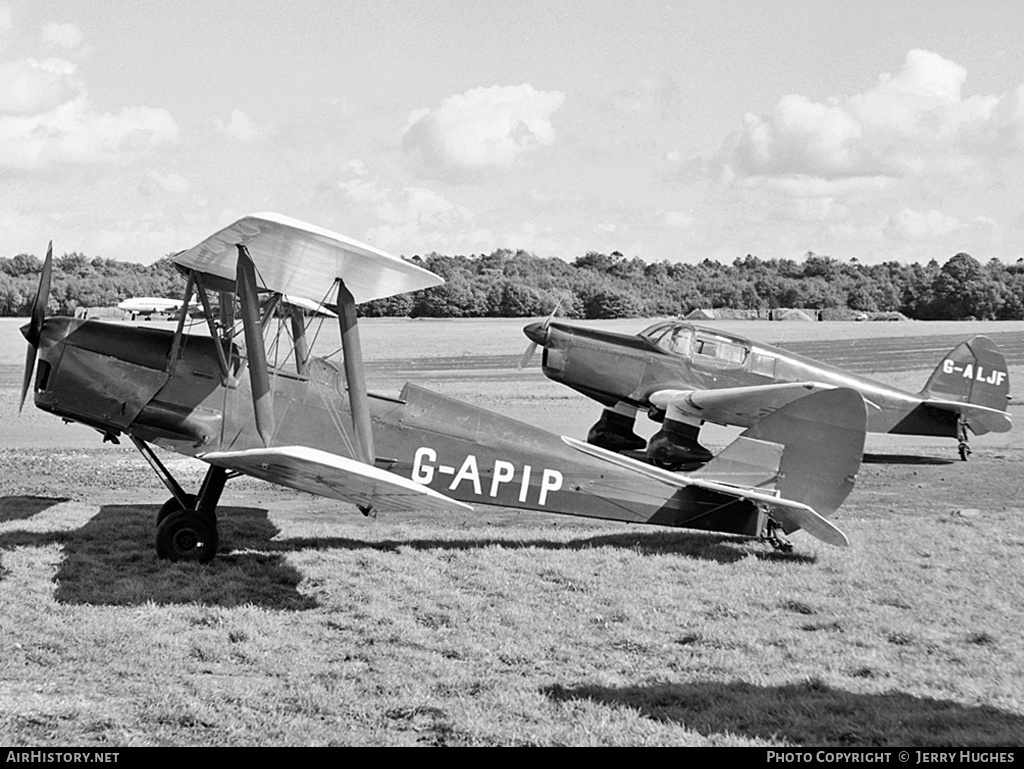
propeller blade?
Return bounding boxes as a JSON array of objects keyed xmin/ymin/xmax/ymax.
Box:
[
  {"xmin": 545, "ymin": 292, "xmax": 567, "ymax": 328},
  {"xmin": 26, "ymin": 242, "xmax": 52, "ymax": 347},
  {"xmin": 518, "ymin": 293, "xmax": 568, "ymax": 370},
  {"xmin": 19, "ymin": 342, "xmax": 37, "ymax": 414},
  {"xmin": 518, "ymin": 341, "xmax": 538, "ymax": 370},
  {"xmin": 19, "ymin": 242, "xmax": 53, "ymax": 413}
]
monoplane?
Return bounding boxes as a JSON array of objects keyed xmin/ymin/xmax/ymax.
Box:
[
  {"xmin": 20, "ymin": 214, "xmax": 869, "ymax": 561},
  {"xmin": 521, "ymin": 317, "xmax": 1011, "ymax": 467},
  {"xmin": 117, "ymin": 296, "xmax": 196, "ymax": 321}
]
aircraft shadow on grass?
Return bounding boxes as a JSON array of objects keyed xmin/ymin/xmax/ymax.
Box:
[
  {"xmin": 0, "ymin": 495, "xmax": 71, "ymax": 522},
  {"xmin": 543, "ymin": 679, "xmax": 1024, "ymax": 747},
  {"xmin": 0, "ymin": 498, "xmax": 817, "ymax": 609},
  {"xmin": 280, "ymin": 530, "xmax": 816, "ymax": 566},
  {"xmin": 862, "ymin": 453, "xmax": 956, "ymax": 466},
  {"xmin": 0, "ymin": 500, "xmax": 315, "ymax": 610}
]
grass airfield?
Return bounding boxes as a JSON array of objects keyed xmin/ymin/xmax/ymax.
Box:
[{"xmin": 1, "ymin": 317, "xmax": 1023, "ymax": 747}]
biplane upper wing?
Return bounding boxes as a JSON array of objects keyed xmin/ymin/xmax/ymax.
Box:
[
  {"xmin": 202, "ymin": 445, "xmax": 472, "ymax": 514},
  {"xmin": 649, "ymin": 381, "xmax": 838, "ymax": 427},
  {"xmin": 172, "ymin": 212, "xmax": 443, "ymax": 305}
]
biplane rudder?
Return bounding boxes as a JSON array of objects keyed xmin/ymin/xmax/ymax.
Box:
[
  {"xmin": 723, "ymin": 388, "xmax": 867, "ymax": 520},
  {"xmin": 920, "ymin": 336, "xmax": 1010, "ymax": 413}
]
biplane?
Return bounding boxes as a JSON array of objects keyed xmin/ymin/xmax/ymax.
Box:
[
  {"xmin": 20, "ymin": 214, "xmax": 869, "ymax": 562},
  {"xmin": 521, "ymin": 316, "xmax": 1011, "ymax": 467}
]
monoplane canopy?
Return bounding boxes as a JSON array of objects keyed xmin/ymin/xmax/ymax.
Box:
[{"xmin": 172, "ymin": 212, "xmax": 443, "ymax": 306}]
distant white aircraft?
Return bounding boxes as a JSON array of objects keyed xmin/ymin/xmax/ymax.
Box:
[{"xmin": 117, "ymin": 297, "xmax": 195, "ymax": 320}]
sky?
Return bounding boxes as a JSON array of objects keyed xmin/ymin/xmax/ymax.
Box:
[{"xmin": 1, "ymin": 0, "xmax": 1023, "ymax": 266}]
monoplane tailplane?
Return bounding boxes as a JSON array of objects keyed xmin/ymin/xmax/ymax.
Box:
[
  {"xmin": 736, "ymin": 388, "xmax": 867, "ymax": 521},
  {"xmin": 921, "ymin": 336, "xmax": 1009, "ymax": 412}
]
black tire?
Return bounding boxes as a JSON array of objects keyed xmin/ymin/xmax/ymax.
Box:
[
  {"xmin": 156, "ymin": 494, "xmax": 197, "ymax": 527},
  {"xmin": 155, "ymin": 510, "xmax": 218, "ymax": 563},
  {"xmin": 959, "ymin": 443, "xmax": 971, "ymax": 462}
]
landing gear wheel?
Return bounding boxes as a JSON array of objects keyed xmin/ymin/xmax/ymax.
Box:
[
  {"xmin": 155, "ymin": 510, "xmax": 218, "ymax": 563},
  {"xmin": 156, "ymin": 494, "xmax": 197, "ymax": 527},
  {"xmin": 958, "ymin": 442, "xmax": 971, "ymax": 462}
]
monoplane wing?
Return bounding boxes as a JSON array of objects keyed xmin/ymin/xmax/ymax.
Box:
[
  {"xmin": 562, "ymin": 436, "xmax": 849, "ymax": 547},
  {"xmin": 202, "ymin": 446, "xmax": 472, "ymax": 513},
  {"xmin": 650, "ymin": 381, "xmax": 837, "ymax": 427},
  {"xmin": 173, "ymin": 212, "xmax": 443, "ymax": 306}
]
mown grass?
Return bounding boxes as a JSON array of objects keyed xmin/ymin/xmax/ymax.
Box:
[{"xmin": 2, "ymin": 451, "xmax": 1022, "ymax": 746}]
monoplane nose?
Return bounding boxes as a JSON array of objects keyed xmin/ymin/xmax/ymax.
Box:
[{"xmin": 523, "ymin": 321, "xmax": 549, "ymax": 346}]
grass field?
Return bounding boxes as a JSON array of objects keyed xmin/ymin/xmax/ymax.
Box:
[{"xmin": 1, "ymin": 317, "xmax": 1023, "ymax": 746}]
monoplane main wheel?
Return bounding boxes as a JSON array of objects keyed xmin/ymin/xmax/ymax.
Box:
[
  {"xmin": 155, "ymin": 510, "xmax": 218, "ymax": 563},
  {"xmin": 156, "ymin": 494, "xmax": 197, "ymax": 527}
]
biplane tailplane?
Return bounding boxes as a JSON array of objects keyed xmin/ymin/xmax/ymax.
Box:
[
  {"xmin": 736, "ymin": 387, "xmax": 867, "ymax": 521},
  {"xmin": 921, "ymin": 336, "xmax": 1009, "ymax": 413}
]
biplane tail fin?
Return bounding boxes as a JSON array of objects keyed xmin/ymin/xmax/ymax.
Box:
[
  {"xmin": 565, "ymin": 389, "xmax": 864, "ymax": 546},
  {"xmin": 731, "ymin": 387, "xmax": 867, "ymax": 520},
  {"xmin": 921, "ymin": 336, "xmax": 1010, "ymax": 413}
]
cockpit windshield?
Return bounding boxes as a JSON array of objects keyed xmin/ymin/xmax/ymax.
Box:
[
  {"xmin": 640, "ymin": 320, "xmax": 749, "ymax": 365},
  {"xmin": 639, "ymin": 322, "xmax": 695, "ymax": 357}
]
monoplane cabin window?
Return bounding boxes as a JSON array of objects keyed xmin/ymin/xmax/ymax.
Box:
[{"xmin": 694, "ymin": 333, "xmax": 747, "ymax": 364}]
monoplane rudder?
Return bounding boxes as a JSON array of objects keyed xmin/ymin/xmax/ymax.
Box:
[{"xmin": 921, "ymin": 336, "xmax": 1010, "ymax": 412}]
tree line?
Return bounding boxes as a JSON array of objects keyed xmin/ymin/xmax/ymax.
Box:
[{"xmin": 2, "ymin": 248, "xmax": 1023, "ymax": 321}]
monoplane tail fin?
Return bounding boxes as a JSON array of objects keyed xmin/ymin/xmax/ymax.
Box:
[{"xmin": 921, "ymin": 336, "xmax": 1009, "ymax": 413}]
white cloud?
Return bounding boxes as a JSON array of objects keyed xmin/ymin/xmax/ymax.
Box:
[
  {"xmin": 0, "ymin": 4, "xmax": 11, "ymax": 39},
  {"xmin": 42, "ymin": 23, "xmax": 82, "ymax": 49},
  {"xmin": 0, "ymin": 58, "xmax": 78, "ymax": 114},
  {"xmin": 0, "ymin": 92, "xmax": 178, "ymax": 169},
  {"xmin": 402, "ymin": 83, "xmax": 564, "ymax": 179},
  {"xmin": 730, "ymin": 49, "xmax": 1024, "ymax": 185},
  {"xmin": 0, "ymin": 44, "xmax": 177, "ymax": 170},
  {"xmin": 215, "ymin": 109, "xmax": 259, "ymax": 142},
  {"xmin": 334, "ymin": 162, "xmax": 504, "ymax": 252}
]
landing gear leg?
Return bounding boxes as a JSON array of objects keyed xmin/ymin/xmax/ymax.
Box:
[
  {"xmin": 957, "ymin": 419, "xmax": 971, "ymax": 462},
  {"xmin": 154, "ymin": 465, "xmax": 227, "ymax": 563},
  {"xmin": 761, "ymin": 518, "xmax": 794, "ymax": 552},
  {"xmin": 130, "ymin": 436, "xmax": 229, "ymax": 563}
]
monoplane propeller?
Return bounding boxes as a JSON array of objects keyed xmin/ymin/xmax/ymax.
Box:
[
  {"xmin": 518, "ymin": 294, "xmax": 566, "ymax": 369},
  {"xmin": 19, "ymin": 242, "xmax": 53, "ymax": 413}
]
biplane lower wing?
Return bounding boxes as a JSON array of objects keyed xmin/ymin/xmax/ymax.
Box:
[
  {"xmin": 561, "ymin": 436, "xmax": 849, "ymax": 547},
  {"xmin": 202, "ymin": 446, "xmax": 472, "ymax": 513}
]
